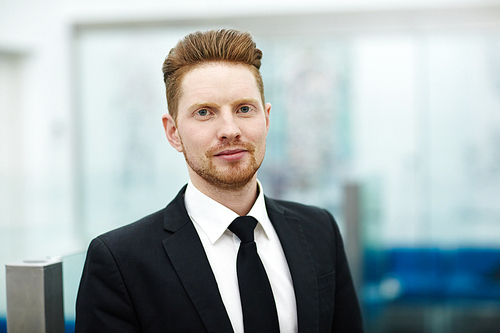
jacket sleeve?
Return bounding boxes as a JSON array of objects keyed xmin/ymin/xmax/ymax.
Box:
[
  {"xmin": 75, "ymin": 237, "xmax": 141, "ymax": 333},
  {"xmin": 330, "ymin": 213, "xmax": 364, "ymax": 333}
]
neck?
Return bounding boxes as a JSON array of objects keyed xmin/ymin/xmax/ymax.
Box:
[{"xmin": 190, "ymin": 176, "xmax": 259, "ymax": 216}]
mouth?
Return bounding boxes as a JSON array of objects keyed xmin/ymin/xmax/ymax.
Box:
[
  {"xmin": 213, "ymin": 148, "xmax": 248, "ymax": 162},
  {"xmin": 214, "ymin": 148, "xmax": 246, "ymax": 156}
]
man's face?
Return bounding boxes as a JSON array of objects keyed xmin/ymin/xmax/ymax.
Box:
[{"xmin": 163, "ymin": 62, "xmax": 271, "ymax": 191}]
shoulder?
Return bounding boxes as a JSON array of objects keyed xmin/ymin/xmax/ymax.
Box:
[
  {"xmin": 88, "ymin": 208, "xmax": 168, "ymax": 256},
  {"xmin": 265, "ymin": 196, "xmax": 335, "ymax": 222},
  {"xmin": 265, "ymin": 196, "xmax": 341, "ymax": 241},
  {"xmin": 93, "ymin": 185, "xmax": 188, "ymax": 249}
]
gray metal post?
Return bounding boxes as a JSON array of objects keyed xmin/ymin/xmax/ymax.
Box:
[
  {"xmin": 6, "ymin": 258, "xmax": 64, "ymax": 333},
  {"xmin": 343, "ymin": 183, "xmax": 363, "ymax": 294}
]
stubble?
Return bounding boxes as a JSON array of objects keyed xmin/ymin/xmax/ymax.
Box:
[{"xmin": 182, "ymin": 141, "xmax": 263, "ymax": 191}]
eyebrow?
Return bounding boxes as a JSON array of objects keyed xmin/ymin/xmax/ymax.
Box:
[
  {"xmin": 188, "ymin": 102, "xmax": 218, "ymax": 111},
  {"xmin": 232, "ymin": 98, "xmax": 261, "ymax": 107}
]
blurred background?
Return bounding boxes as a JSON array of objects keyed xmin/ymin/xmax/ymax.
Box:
[{"xmin": 1, "ymin": 0, "xmax": 500, "ymax": 332}]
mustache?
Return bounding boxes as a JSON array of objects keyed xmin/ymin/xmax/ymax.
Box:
[{"xmin": 206, "ymin": 141, "xmax": 256, "ymax": 157}]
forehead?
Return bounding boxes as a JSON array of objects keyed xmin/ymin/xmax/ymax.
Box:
[{"xmin": 178, "ymin": 62, "xmax": 261, "ymax": 107}]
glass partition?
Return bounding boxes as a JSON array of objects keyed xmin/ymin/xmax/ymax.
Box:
[{"xmin": 62, "ymin": 252, "xmax": 86, "ymax": 333}]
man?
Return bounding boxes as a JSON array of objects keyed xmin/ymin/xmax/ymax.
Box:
[{"xmin": 76, "ymin": 29, "xmax": 363, "ymax": 332}]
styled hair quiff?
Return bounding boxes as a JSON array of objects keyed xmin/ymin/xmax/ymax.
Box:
[{"xmin": 162, "ymin": 29, "xmax": 265, "ymax": 120}]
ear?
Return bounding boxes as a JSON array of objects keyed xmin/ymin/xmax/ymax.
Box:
[
  {"xmin": 264, "ymin": 103, "xmax": 271, "ymax": 133},
  {"xmin": 162, "ymin": 113, "xmax": 183, "ymax": 152}
]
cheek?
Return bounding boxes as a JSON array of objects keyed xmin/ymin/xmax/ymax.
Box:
[
  {"xmin": 251, "ymin": 130, "xmax": 268, "ymax": 158},
  {"xmin": 248, "ymin": 118, "xmax": 268, "ymax": 138},
  {"xmin": 255, "ymin": 125, "xmax": 269, "ymax": 144},
  {"xmin": 179, "ymin": 128, "xmax": 210, "ymax": 152}
]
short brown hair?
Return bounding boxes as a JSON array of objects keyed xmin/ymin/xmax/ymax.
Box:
[{"xmin": 162, "ymin": 29, "xmax": 265, "ymax": 120}]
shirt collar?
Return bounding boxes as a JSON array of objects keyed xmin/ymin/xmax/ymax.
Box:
[{"xmin": 184, "ymin": 179, "xmax": 272, "ymax": 245}]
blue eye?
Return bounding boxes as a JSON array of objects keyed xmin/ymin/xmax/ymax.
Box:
[
  {"xmin": 240, "ymin": 106, "xmax": 251, "ymax": 113},
  {"xmin": 197, "ymin": 109, "xmax": 209, "ymax": 116}
]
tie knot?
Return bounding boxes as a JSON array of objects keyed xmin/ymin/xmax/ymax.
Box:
[{"xmin": 228, "ymin": 216, "xmax": 258, "ymax": 243}]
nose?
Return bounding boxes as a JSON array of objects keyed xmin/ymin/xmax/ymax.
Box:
[{"xmin": 217, "ymin": 111, "xmax": 241, "ymax": 141}]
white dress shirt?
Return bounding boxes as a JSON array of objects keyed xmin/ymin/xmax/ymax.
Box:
[{"xmin": 184, "ymin": 180, "xmax": 298, "ymax": 333}]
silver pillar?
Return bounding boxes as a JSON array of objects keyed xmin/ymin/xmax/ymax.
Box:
[
  {"xmin": 343, "ymin": 183, "xmax": 363, "ymax": 294},
  {"xmin": 6, "ymin": 258, "xmax": 64, "ymax": 333}
]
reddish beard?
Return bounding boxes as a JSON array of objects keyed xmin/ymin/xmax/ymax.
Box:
[{"xmin": 183, "ymin": 141, "xmax": 263, "ymax": 190}]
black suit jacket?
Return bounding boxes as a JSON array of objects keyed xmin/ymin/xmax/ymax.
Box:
[{"xmin": 75, "ymin": 186, "xmax": 363, "ymax": 332}]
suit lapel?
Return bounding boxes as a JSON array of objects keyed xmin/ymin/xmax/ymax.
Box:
[
  {"xmin": 162, "ymin": 187, "xmax": 234, "ymax": 333},
  {"xmin": 266, "ymin": 197, "xmax": 320, "ymax": 333}
]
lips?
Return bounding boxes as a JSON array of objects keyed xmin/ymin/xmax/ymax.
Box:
[
  {"xmin": 214, "ymin": 148, "xmax": 246, "ymax": 156},
  {"xmin": 213, "ymin": 148, "xmax": 247, "ymax": 162}
]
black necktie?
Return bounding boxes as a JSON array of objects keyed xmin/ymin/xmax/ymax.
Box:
[{"xmin": 229, "ymin": 216, "xmax": 280, "ymax": 333}]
